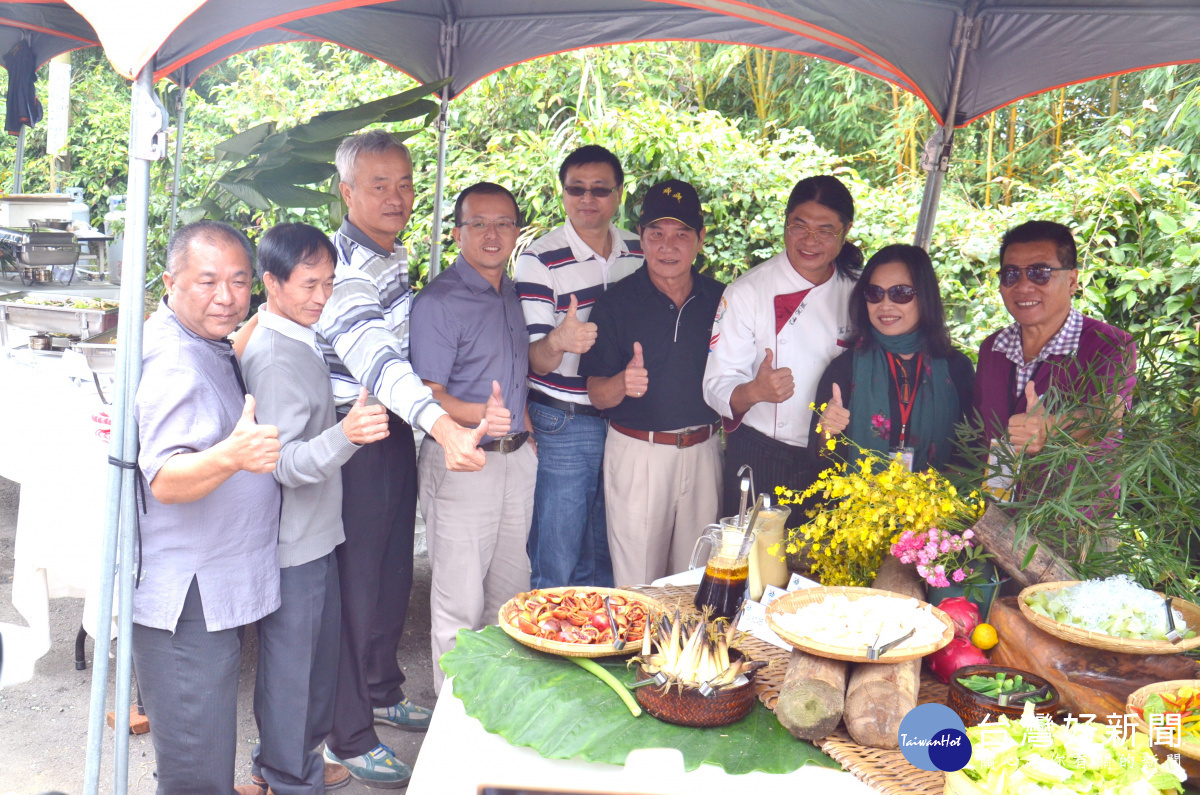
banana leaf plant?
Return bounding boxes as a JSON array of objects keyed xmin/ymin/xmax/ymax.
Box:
[{"xmin": 180, "ymin": 78, "xmax": 450, "ymax": 227}]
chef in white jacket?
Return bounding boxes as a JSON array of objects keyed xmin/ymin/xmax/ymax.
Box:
[{"xmin": 703, "ymin": 175, "xmax": 861, "ymax": 516}]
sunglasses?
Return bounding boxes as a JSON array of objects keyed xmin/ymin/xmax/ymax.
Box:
[
  {"xmin": 564, "ymin": 185, "xmax": 616, "ymax": 198},
  {"xmin": 864, "ymin": 284, "xmax": 916, "ymax": 304},
  {"xmin": 998, "ymin": 264, "xmax": 1073, "ymax": 288}
]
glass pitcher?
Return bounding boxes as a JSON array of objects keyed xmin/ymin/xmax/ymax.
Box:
[{"xmin": 691, "ymin": 517, "xmax": 753, "ymax": 619}]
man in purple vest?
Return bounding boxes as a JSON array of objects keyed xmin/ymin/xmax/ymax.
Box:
[{"xmin": 973, "ymin": 221, "xmax": 1135, "ymax": 458}]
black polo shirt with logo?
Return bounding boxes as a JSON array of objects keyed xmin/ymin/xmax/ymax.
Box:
[{"xmin": 579, "ymin": 264, "xmax": 724, "ymax": 432}]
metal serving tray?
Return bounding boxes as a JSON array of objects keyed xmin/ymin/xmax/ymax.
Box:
[
  {"xmin": 0, "ymin": 291, "xmax": 119, "ymax": 347},
  {"xmin": 74, "ymin": 327, "xmax": 118, "ymax": 375}
]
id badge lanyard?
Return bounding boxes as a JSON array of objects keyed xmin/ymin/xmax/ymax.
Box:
[{"xmin": 886, "ymin": 351, "xmax": 923, "ymax": 448}]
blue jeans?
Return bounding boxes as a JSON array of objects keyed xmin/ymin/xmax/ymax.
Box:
[{"xmin": 527, "ymin": 401, "xmax": 614, "ymax": 588}]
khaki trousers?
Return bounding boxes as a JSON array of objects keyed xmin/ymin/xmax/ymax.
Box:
[
  {"xmin": 418, "ymin": 437, "xmax": 535, "ymax": 688},
  {"xmin": 603, "ymin": 428, "xmax": 722, "ymax": 587}
]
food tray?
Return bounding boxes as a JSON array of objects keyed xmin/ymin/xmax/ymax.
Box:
[
  {"xmin": 0, "ymin": 291, "xmax": 118, "ymax": 344},
  {"xmin": 764, "ymin": 586, "xmax": 954, "ymax": 663},
  {"xmin": 1127, "ymin": 679, "xmax": 1200, "ymax": 762},
  {"xmin": 73, "ymin": 327, "xmax": 117, "ymax": 375},
  {"xmin": 497, "ymin": 586, "xmax": 661, "ymax": 658},
  {"xmin": 1018, "ymin": 581, "xmax": 1200, "ymax": 655},
  {"xmin": 633, "ymin": 583, "xmax": 950, "ymax": 795}
]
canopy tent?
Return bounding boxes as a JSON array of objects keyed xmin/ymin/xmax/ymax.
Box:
[
  {"xmin": 7, "ymin": 1, "xmax": 1187, "ymax": 792},
  {"xmin": 0, "ymin": 3, "xmax": 99, "ymax": 190}
]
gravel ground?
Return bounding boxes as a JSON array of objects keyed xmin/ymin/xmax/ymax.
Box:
[{"xmin": 0, "ymin": 474, "xmax": 438, "ymax": 795}]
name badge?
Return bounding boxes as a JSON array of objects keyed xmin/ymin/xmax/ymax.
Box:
[{"xmin": 891, "ymin": 446, "xmax": 915, "ymax": 472}]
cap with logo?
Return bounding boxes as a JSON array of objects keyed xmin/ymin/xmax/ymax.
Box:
[{"xmin": 638, "ymin": 179, "xmax": 703, "ymax": 231}]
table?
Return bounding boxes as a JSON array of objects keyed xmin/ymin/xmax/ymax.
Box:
[
  {"xmin": 407, "ymin": 676, "xmax": 877, "ymax": 795},
  {"xmin": 0, "ymin": 344, "xmax": 115, "ymax": 685}
]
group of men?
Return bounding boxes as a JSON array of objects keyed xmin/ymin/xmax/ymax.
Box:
[{"xmin": 132, "ymin": 129, "xmax": 1133, "ymax": 794}]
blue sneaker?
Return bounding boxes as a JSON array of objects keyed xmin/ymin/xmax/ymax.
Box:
[
  {"xmin": 373, "ymin": 697, "xmax": 433, "ymax": 732},
  {"xmin": 323, "ymin": 743, "xmax": 410, "ymax": 789}
]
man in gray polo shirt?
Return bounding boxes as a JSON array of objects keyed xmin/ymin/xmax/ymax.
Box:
[
  {"xmin": 242, "ymin": 223, "xmax": 392, "ymax": 794},
  {"xmin": 134, "ymin": 220, "xmax": 282, "ymax": 793},
  {"xmin": 411, "ymin": 182, "xmax": 534, "ymax": 689}
]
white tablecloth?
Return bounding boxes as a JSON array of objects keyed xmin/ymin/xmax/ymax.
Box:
[
  {"xmin": 0, "ymin": 347, "xmax": 116, "ymax": 684},
  {"xmin": 407, "ymin": 675, "xmax": 876, "ymax": 795}
]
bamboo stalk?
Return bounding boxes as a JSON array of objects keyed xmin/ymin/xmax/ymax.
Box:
[{"xmin": 985, "ymin": 112, "xmax": 996, "ymax": 207}]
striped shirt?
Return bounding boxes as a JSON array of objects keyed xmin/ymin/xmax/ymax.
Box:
[
  {"xmin": 991, "ymin": 307, "xmax": 1085, "ymax": 398},
  {"xmin": 513, "ymin": 220, "xmax": 642, "ymax": 403},
  {"xmin": 313, "ymin": 218, "xmax": 446, "ymax": 433}
]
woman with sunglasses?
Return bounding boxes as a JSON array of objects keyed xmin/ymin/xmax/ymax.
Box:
[{"xmin": 810, "ymin": 244, "xmax": 974, "ymax": 472}]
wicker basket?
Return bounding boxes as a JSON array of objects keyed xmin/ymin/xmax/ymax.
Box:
[
  {"xmin": 497, "ymin": 586, "xmax": 661, "ymax": 658},
  {"xmin": 633, "ymin": 649, "xmax": 758, "ymax": 728},
  {"xmin": 947, "ymin": 664, "xmax": 1060, "ymax": 727},
  {"xmin": 764, "ymin": 586, "xmax": 953, "ymax": 663},
  {"xmin": 1127, "ymin": 679, "xmax": 1200, "ymax": 762},
  {"xmin": 1018, "ymin": 582, "xmax": 1200, "ymax": 655}
]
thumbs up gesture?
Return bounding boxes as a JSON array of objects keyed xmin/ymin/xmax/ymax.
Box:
[
  {"xmin": 549, "ymin": 293, "xmax": 599, "ymax": 355},
  {"xmin": 751, "ymin": 348, "xmax": 795, "ymax": 405},
  {"xmin": 819, "ymin": 382, "xmax": 851, "ymax": 437},
  {"xmin": 342, "ymin": 386, "xmax": 390, "ymax": 445},
  {"xmin": 483, "ymin": 380, "xmax": 512, "ymax": 436},
  {"xmin": 1008, "ymin": 381, "xmax": 1050, "ymax": 454},
  {"xmin": 228, "ymin": 394, "xmax": 280, "ymax": 474},
  {"xmin": 624, "ymin": 341, "xmax": 649, "ymax": 399}
]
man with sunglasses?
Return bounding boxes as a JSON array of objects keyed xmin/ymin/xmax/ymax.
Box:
[
  {"xmin": 514, "ymin": 145, "xmax": 643, "ymax": 589},
  {"xmin": 974, "ymin": 221, "xmax": 1135, "ymax": 457}
]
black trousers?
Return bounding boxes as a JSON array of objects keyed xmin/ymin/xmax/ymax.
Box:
[
  {"xmin": 328, "ymin": 414, "xmax": 417, "ymax": 758},
  {"xmin": 721, "ymin": 423, "xmax": 818, "ymax": 522}
]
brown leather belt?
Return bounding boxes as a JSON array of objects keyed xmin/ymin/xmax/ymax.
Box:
[
  {"xmin": 611, "ymin": 422, "xmax": 719, "ymax": 449},
  {"xmin": 481, "ymin": 431, "xmax": 529, "ymax": 453}
]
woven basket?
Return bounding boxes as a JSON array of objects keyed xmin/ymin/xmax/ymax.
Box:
[
  {"xmin": 764, "ymin": 586, "xmax": 954, "ymax": 663},
  {"xmin": 1127, "ymin": 679, "xmax": 1200, "ymax": 762},
  {"xmin": 497, "ymin": 586, "xmax": 661, "ymax": 658},
  {"xmin": 633, "ymin": 649, "xmax": 758, "ymax": 728},
  {"xmin": 1018, "ymin": 582, "xmax": 1200, "ymax": 655}
]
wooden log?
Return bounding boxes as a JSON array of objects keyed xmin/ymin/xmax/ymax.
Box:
[
  {"xmin": 971, "ymin": 502, "xmax": 1074, "ymax": 587},
  {"xmin": 989, "ymin": 596, "xmax": 1199, "ymax": 717},
  {"xmin": 843, "ymin": 557, "xmax": 925, "ymax": 748},
  {"xmin": 774, "ymin": 648, "xmax": 847, "ymax": 741}
]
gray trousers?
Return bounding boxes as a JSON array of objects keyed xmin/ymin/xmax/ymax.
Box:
[
  {"xmin": 132, "ymin": 577, "xmax": 242, "ymax": 795},
  {"xmin": 253, "ymin": 553, "xmax": 341, "ymax": 795}
]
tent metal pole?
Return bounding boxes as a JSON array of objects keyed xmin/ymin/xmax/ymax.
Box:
[
  {"xmin": 169, "ymin": 91, "xmax": 187, "ymax": 232},
  {"xmin": 82, "ymin": 64, "xmax": 159, "ymax": 795},
  {"xmin": 429, "ymin": 92, "xmax": 450, "ymax": 278},
  {"xmin": 913, "ymin": 4, "xmax": 980, "ymax": 250},
  {"xmin": 12, "ymin": 126, "xmax": 25, "ymax": 193}
]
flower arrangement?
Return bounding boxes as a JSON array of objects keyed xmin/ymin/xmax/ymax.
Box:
[
  {"xmin": 775, "ymin": 452, "xmax": 985, "ymax": 587},
  {"xmin": 890, "ymin": 526, "xmax": 994, "ymax": 595}
]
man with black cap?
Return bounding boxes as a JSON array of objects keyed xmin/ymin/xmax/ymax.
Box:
[{"xmin": 579, "ymin": 179, "xmax": 725, "ymax": 586}]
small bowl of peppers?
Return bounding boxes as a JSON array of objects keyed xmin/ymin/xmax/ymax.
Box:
[
  {"xmin": 1128, "ymin": 679, "xmax": 1200, "ymax": 778},
  {"xmin": 948, "ymin": 664, "xmax": 1060, "ymax": 727}
]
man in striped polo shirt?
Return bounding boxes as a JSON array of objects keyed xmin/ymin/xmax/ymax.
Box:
[
  {"xmin": 514, "ymin": 145, "xmax": 643, "ymax": 589},
  {"xmin": 315, "ymin": 130, "xmax": 487, "ymax": 788}
]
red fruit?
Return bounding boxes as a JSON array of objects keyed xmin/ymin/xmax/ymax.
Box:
[
  {"xmin": 927, "ymin": 636, "xmax": 989, "ymax": 684},
  {"xmin": 589, "ymin": 612, "xmax": 611, "ymax": 631},
  {"xmin": 938, "ymin": 597, "xmax": 981, "ymax": 640}
]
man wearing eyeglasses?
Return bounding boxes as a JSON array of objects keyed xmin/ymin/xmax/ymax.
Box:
[
  {"xmin": 515, "ymin": 145, "xmax": 643, "ymax": 590},
  {"xmin": 974, "ymin": 220, "xmax": 1135, "ymax": 457},
  {"xmin": 410, "ymin": 182, "xmax": 534, "ymax": 689}
]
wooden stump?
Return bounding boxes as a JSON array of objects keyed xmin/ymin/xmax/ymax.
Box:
[
  {"xmin": 971, "ymin": 502, "xmax": 1074, "ymax": 588},
  {"xmin": 774, "ymin": 648, "xmax": 847, "ymax": 741}
]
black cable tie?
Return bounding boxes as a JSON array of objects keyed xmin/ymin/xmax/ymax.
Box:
[{"xmin": 107, "ymin": 456, "xmax": 137, "ymax": 470}]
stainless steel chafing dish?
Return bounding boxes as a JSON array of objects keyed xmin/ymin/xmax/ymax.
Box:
[
  {"xmin": 0, "ymin": 291, "xmax": 119, "ymax": 348},
  {"xmin": 0, "ymin": 225, "xmax": 79, "ymax": 266},
  {"xmin": 73, "ymin": 327, "xmax": 117, "ymax": 375}
]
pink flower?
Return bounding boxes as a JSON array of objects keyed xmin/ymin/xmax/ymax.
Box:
[
  {"xmin": 870, "ymin": 414, "xmax": 891, "ymax": 440},
  {"xmin": 952, "ymin": 568, "xmax": 966, "ymax": 583},
  {"xmin": 963, "ymin": 529, "xmax": 974, "ymax": 540}
]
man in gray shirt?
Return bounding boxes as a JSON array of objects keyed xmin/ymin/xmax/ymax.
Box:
[
  {"xmin": 134, "ymin": 221, "xmax": 282, "ymax": 794},
  {"xmin": 411, "ymin": 182, "xmax": 534, "ymax": 690},
  {"xmin": 241, "ymin": 223, "xmax": 390, "ymax": 794}
]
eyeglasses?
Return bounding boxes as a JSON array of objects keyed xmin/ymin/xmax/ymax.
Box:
[
  {"xmin": 564, "ymin": 185, "xmax": 617, "ymax": 198},
  {"xmin": 998, "ymin": 264, "xmax": 1073, "ymax": 288},
  {"xmin": 458, "ymin": 219, "xmax": 519, "ymax": 233},
  {"xmin": 864, "ymin": 284, "xmax": 916, "ymax": 304},
  {"xmin": 785, "ymin": 223, "xmax": 844, "ymax": 243}
]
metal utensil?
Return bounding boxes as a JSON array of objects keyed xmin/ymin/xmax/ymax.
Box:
[
  {"xmin": 735, "ymin": 494, "xmax": 765, "ymax": 559},
  {"xmin": 603, "ymin": 595, "xmax": 625, "ymax": 651},
  {"xmin": 736, "ymin": 465, "xmax": 753, "ymax": 528},
  {"xmin": 627, "ymin": 672, "xmax": 669, "ymax": 690},
  {"xmin": 1000, "ymin": 684, "xmax": 1051, "ymax": 707},
  {"xmin": 867, "ymin": 628, "xmax": 915, "ymax": 660},
  {"xmin": 1165, "ymin": 597, "xmax": 1183, "ymax": 644}
]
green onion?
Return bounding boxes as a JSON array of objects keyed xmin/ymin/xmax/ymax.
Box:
[{"xmin": 569, "ymin": 657, "xmax": 642, "ymax": 717}]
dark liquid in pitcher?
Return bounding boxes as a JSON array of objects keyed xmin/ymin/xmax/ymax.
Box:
[{"xmin": 693, "ymin": 558, "xmax": 749, "ymax": 620}]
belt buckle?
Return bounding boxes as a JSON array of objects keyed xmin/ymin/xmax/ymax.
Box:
[{"xmin": 676, "ymin": 431, "xmax": 687, "ymax": 449}]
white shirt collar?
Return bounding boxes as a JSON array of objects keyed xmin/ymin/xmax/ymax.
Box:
[
  {"xmin": 256, "ymin": 305, "xmax": 323, "ymax": 359},
  {"xmin": 563, "ymin": 217, "xmax": 629, "ymax": 267}
]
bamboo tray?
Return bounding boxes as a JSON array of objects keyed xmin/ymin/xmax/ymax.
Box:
[
  {"xmin": 1127, "ymin": 679, "xmax": 1200, "ymax": 762},
  {"xmin": 764, "ymin": 586, "xmax": 954, "ymax": 663},
  {"xmin": 1018, "ymin": 581, "xmax": 1200, "ymax": 655},
  {"xmin": 497, "ymin": 586, "xmax": 660, "ymax": 658}
]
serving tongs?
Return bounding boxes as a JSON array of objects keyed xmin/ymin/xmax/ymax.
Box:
[
  {"xmin": 603, "ymin": 596, "xmax": 626, "ymax": 651},
  {"xmin": 867, "ymin": 628, "xmax": 915, "ymax": 660},
  {"xmin": 1164, "ymin": 597, "xmax": 1183, "ymax": 644},
  {"xmin": 999, "ymin": 685, "xmax": 1051, "ymax": 707},
  {"xmin": 736, "ymin": 494, "xmax": 766, "ymax": 560}
]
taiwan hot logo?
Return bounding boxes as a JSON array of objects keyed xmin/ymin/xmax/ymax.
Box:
[{"xmin": 898, "ymin": 703, "xmax": 972, "ymax": 772}]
